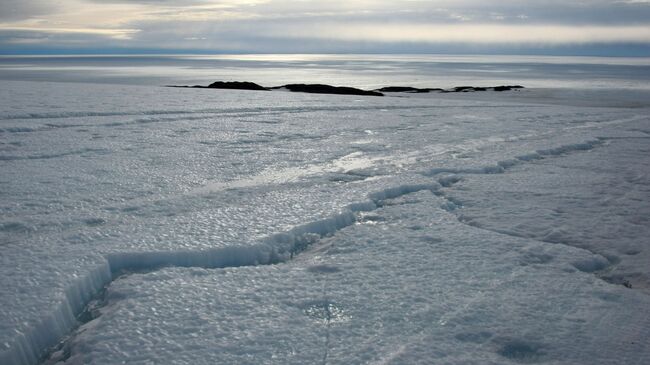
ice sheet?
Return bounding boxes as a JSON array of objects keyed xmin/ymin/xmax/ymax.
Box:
[{"xmin": 1, "ymin": 81, "xmax": 649, "ymax": 364}]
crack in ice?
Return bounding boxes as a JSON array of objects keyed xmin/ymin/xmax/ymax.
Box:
[{"xmin": 2, "ymin": 138, "xmax": 611, "ymax": 365}]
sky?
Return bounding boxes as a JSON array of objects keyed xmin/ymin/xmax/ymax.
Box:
[{"xmin": 1, "ymin": 0, "xmax": 649, "ymax": 55}]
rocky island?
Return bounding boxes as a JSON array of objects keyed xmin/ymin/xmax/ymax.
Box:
[{"xmin": 169, "ymin": 81, "xmax": 524, "ymax": 97}]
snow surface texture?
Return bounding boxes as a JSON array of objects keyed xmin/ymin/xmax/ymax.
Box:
[{"xmin": 1, "ymin": 81, "xmax": 649, "ymax": 364}]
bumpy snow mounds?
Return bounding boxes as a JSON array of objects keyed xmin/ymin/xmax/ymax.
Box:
[
  {"xmin": 2, "ymin": 81, "xmax": 650, "ymax": 364},
  {"xmin": 0, "ymin": 182, "xmax": 436, "ymax": 365},
  {"xmin": 0, "ymin": 264, "xmax": 112, "ymax": 365},
  {"xmin": 1, "ymin": 139, "xmax": 612, "ymax": 365},
  {"xmin": 105, "ymin": 183, "xmax": 445, "ymax": 272},
  {"xmin": 426, "ymin": 139, "xmax": 604, "ymax": 177},
  {"xmin": 0, "ymin": 104, "xmax": 461, "ymax": 122},
  {"xmin": 49, "ymin": 191, "xmax": 650, "ymax": 365},
  {"xmin": 107, "ymin": 184, "xmax": 442, "ymax": 275}
]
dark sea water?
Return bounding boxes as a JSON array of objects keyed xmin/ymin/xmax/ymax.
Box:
[{"xmin": 0, "ymin": 54, "xmax": 649, "ymax": 90}]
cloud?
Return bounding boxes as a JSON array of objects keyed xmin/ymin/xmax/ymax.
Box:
[
  {"xmin": 0, "ymin": 25, "xmax": 139, "ymax": 40},
  {"xmin": 0, "ymin": 0, "xmax": 649, "ymax": 54},
  {"xmin": 267, "ymin": 23, "xmax": 650, "ymax": 45},
  {"xmin": 0, "ymin": 0, "xmax": 58, "ymax": 21}
]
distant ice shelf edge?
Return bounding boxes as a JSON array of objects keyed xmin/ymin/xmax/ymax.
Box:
[{"xmin": 1, "ymin": 138, "xmax": 611, "ymax": 365}]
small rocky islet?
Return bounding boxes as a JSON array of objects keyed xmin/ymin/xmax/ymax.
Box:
[{"xmin": 169, "ymin": 81, "xmax": 524, "ymax": 96}]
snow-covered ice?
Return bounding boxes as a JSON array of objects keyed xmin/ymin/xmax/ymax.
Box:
[{"xmin": 1, "ymin": 75, "xmax": 650, "ymax": 364}]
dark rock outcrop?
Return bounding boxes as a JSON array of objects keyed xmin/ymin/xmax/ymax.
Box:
[
  {"xmin": 206, "ymin": 81, "xmax": 268, "ymax": 91},
  {"xmin": 377, "ymin": 86, "xmax": 444, "ymax": 93},
  {"xmin": 418, "ymin": 88, "xmax": 445, "ymax": 93},
  {"xmin": 168, "ymin": 81, "xmax": 524, "ymax": 96},
  {"xmin": 492, "ymin": 85, "xmax": 524, "ymax": 91},
  {"xmin": 278, "ymin": 84, "xmax": 383, "ymax": 96},
  {"xmin": 377, "ymin": 86, "xmax": 421, "ymax": 93},
  {"xmin": 454, "ymin": 86, "xmax": 476, "ymax": 92},
  {"xmin": 440, "ymin": 85, "xmax": 524, "ymax": 93},
  {"xmin": 169, "ymin": 81, "xmax": 268, "ymax": 90}
]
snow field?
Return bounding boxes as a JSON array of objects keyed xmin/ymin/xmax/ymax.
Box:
[
  {"xmin": 7, "ymin": 136, "xmax": 644, "ymax": 365},
  {"xmin": 1, "ymin": 81, "xmax": 649, "ymax": 364},
  {"xmin": 51, "ymin": 191, "xmax": 650, "ymax": 364}
]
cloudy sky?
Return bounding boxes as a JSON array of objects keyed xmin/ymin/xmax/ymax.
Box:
[{"xmin": 1, "ymin": 0, "xmax": 649, "ymax": 55}]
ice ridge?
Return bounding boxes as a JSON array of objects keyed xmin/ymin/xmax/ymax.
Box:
[
  {"xmin": 0, "ymin": 104, "xmax": 533, "ymax": 122},
  {"xmin": 0, "ymin": 263, "xmax": 111, "ymax": 365},
  {"xmin": 0, "ymin": 139, "xmax": 605, "ymax": 365},
  {"xmin": 2, "ymin": 183, "xmax": 442, "ymax": 365},
  {"xmin": 425, "ymin": 139, "xmax": 604, "ymax": 177}
]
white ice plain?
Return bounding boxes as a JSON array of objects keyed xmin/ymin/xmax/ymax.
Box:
[{"xmin": 1, "ymin": 81, "xmax": 649, "ymax": 364}]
